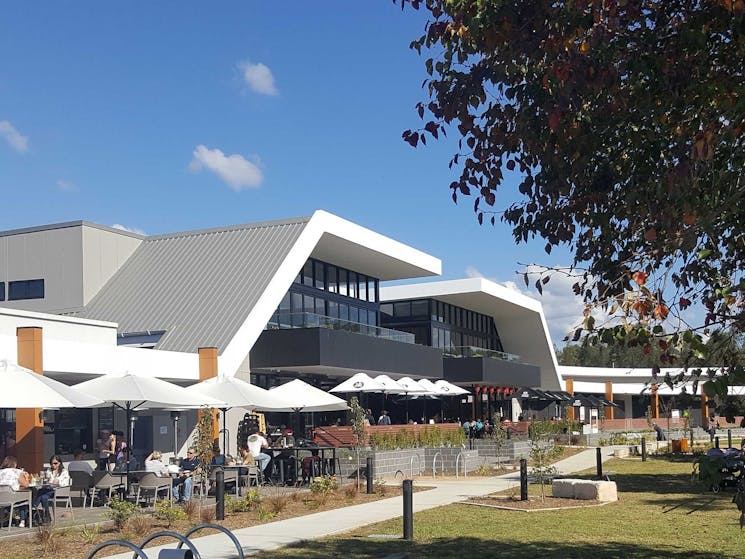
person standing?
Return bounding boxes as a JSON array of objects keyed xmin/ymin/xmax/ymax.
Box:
[
  {"xmin": 378, "ymin": 410, "xmax": 392, "ymax": 425},
  {"xmin": 365, "ymin": 409, "xmax": 376, "ymax": 426},
  {"xmin": 652, "ymin": 422, "xmax": 666, "ymax": 441}
]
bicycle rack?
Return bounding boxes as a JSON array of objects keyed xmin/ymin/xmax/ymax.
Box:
[
  {"xmin": 455, "ymin": 451, "xmax": 467, "ymax": 478},
  {"xmin": 87, "ymin": 523, "xmax": 243, "ymax": 559},
  {"xmin": 431, "ymin": 451, "xmax": 443, "ymax": 479},
  {"xmin": 136, "ymin": 531, "xmax": 201, "ymax": 559},
  {"xmin": 86, "ymin": 539, "xmax": 150, "ymax": 559},
  {"xmin": 409, "ymin": 453, "xmax": 421, "ymax": 478},
  {"xmin": 178, "ymin": 523, "xmax": 245, "ymax": 559}
]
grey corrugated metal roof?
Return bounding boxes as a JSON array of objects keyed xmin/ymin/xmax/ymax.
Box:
[{"xmin": 80, "ymin": 216, "xmax": 310, "ymax": 353}]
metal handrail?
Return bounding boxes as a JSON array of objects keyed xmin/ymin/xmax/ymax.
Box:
[
  {"xmin": 179, "ymin": 523, "xmax": 245, "ymax": 559},
  {"xmin": 135, "ymin": 531, "xmax": 201, "ymax": 559},
  {"xmin": 455, "ymin": 451, "xmax": 467, "ymax": 478},
  {"xmin": 410, "ymin": 454, "xmax": 421, "ymax": 478},
  {"xmin": 87, "ymin": 540, "xmax": 149, "ymax": 559},
  {"xmin": 431, "ymin": 451, "xmax": 443, "ymax": 479}
]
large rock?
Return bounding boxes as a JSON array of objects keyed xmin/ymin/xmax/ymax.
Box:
[
  {"xmin": 551, "ymin": 478, "xmax": 618, "ymax": 502},
  {"xmin": 552, "ymin": 479, "xmax": 577, "ymax": 499}
]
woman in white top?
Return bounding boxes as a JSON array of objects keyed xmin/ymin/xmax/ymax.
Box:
[
  {"xmin": 34, "ymin": 454, "xmax": 70, "ymax": 523},
  {"xmin": 145, "ymin": 450, "xmax": 169, "ymax": 476}
]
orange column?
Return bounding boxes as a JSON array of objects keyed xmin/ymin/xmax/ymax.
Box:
[
  {"xmin": 198, "ymin": 347, "xmax": 220, "ymax": 442},
  {"xmin": 605, "ymin": 380, "xmax": 615, "ymax": 421},
  {"xmin": 566, "ymin": 378, "xmax": 575, "ymax": 422},
  {"xmin": 701, "ymin": 393, "xmax": 709, "ymax": 424},
  {"xmin": 16, "ymin": 327, "xmax": 44, "ymax": 473},
  {"xmin": 651, "ymin": 384, "xmax": 659, "ymax": 419}
]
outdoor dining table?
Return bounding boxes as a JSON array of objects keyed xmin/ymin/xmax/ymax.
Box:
[{"xmin": 269, "ymin": 445, "xmax": 338, "ymax": 485}]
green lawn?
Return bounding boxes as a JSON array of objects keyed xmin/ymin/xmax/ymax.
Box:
[{"xmin": 257, "ymin": 456, "xmax": 743, "ymax": 559}]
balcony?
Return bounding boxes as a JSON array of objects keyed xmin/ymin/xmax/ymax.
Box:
[
  {"xmin": 266, "ymin": 312, "xmax": 415, "ymax": 344},
  {"xmin": 443, "ymin": 346, "xmax": 521, "ymax": 362},
  {"xmin": 443, "ymin": 346, "xmax": 539, "ymax": 386}
]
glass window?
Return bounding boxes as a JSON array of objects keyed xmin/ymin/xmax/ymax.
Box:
[
  {"xmin": 380, "ymin": 303, "xmax": 393, "ymax": 318},
  {"xmin": 291, "ymin": 291, "xmax": 303, "ymax": 313},
  {"xmin": 432, "ymin": 327, "xmax": 441, "ymax": 348},
  {"xmin": 294, "ymin": 272, "xmax": 301, "ymax": 284},
  {"xmin": 303, "ymin": 294, "xmax": 314, "ymax": 314},
  {"xmin": 8, "ymin": 279, "xmax": 44, "ymax": 301},
  {"xmin": 315, "ymin": 298, "xmax": 325, "ymax": 316},
  {"xmin": 393, "ymin": 301, "xmax": 410, "ymax": 317},
  {"xmin": 339, "ymin": 303, "xmax": 349, "ymax": 321},
  {"xmin": 444, "ymin": 329, "xmax": 451, "ymax": 349},
  {"xmin": 358, "ymin": 275, "xmax": 367, "ymax": 301},
  {"xmin": 367, "ymin": 279, "xmax": 376, "ymax": 302},
  {"xmin": 348, "ymin": 272, "xmax": 358, "ymax": 299},
  {"xmin": 339, "ymin": 269, "xmax": 348, "ymax": 297},
  {"xmin": 0, "ymin": 282, "xmax": 4, "ymax": 302},
  {"xmin": 327, "ymin": 266, "xmax": 338, "ymax": 294},
  {"xmin": 328, "ymin": 300, "xmax": 339, "ymax": 319},
  {"xmin": 411, "ymin": 299, "xmax": 428, "ymax": 317},
  {"xmin": 444, "ymin": 304, "xmax": 450, "ymax": 323},
  {"xmin": 349, "ymin": 306, "xmax": 359, "ymax": 323},
  {"xmin": 302, "ymin": 261, "xmax": 313, "ymax": 286},
  {"xmin": 314, "ymin": 261, "xmax": 325, "ymax": 290}
]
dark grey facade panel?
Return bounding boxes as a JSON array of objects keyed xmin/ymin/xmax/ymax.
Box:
[
  {"xmin": 443, "ymin": 357, "xmax": 541, "ymax": 387},
  {"xmin": 250, "ymin": 328, "xmax": 444, "ymax": 378},
  {"xmin": 81, "ymin": 218, "xmax": 310, "ymax": 353}
]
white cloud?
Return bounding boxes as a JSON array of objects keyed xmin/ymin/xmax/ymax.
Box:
[
  {"xmin": 189, "ymin": 145, "xmax": 264, "ymax": 191},
  {"xmin": 112, "ymin": 223, "xmax": 146, "ymax": 235},
  {"xmin": 466, "ymin": 264, "xmax": 588, "ymax": 344},
  {"xmin": 238, "ymin": 61, "xmax": 279, "ymax": 96},
  {"xmin": 56, "ymin": 180, "xmax": 79, "ymax": 192},
  {"xmin": 0, "ymin": 120, "xmax": 29, "ymax": 153}
]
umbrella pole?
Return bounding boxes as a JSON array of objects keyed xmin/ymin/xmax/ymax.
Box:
[{"xmin": 405, "ymin": 393, "xmax": 409, "ymax": 423}]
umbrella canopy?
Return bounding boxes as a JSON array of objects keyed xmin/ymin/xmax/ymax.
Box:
[
  {"xmin": 373, "ymin": 375, "xmax": 406, "ymax": 394},
  {"xmin": 416, "ymin": 379, "xmax": 443, "ymax": 397},
  {"xmin": 75, "ymin": 372, "xmax": 226, "ymax": 410},
  {"xmin": 269, "ymin": 379, "xmax": 348, "ymax": 412},
  {"xmin": 329, "ymin": 373, "xmax": 386, "ymax": 394},
  {"xmin": 0, "ymin": 359, "xmax": 103, "ymax": 408},
  {"xmin": 434, "ymin": 379, "xmax": 470, "ymax": 396},
  {"xmin": 184, "ymin": 375, "xmax": 291, "ymax": 411},
  {"xmin": 396, "ymin": 377, "xmax": 428, "ymax": 394},
  {"xmin": 516, "ymin": 386, "xmax": 556, "ymax": 401}
]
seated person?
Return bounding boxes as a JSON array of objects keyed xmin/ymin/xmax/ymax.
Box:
[
  {"xmin": 172, "ymin": 447, "xmax": 200, "ymax": 503},
  {"xmin": 0, "ymin": 456, "xmax": 31, "ymax": 527},
  {"xmin": 33, "ymin": 454, "xmax": 70, "ymax": 524},
  {"xmin": 247, "ymin": 432, "xmax": 272, "ymax": 475},
  {"xmin": 210, "ymin": 443, "xmax": 226, "ymax": 466},
  {"xmin": 67, "ymin": 449, "xmax": 94, "ymax": 476},
  {"xmin": 144, "ymin": 450, "xmax": 169, "ymax": 475}
]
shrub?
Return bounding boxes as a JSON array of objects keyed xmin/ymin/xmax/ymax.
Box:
[
  {"xmin": 265, "ymin": 494, "xmax": 289, "ymax": 514},
  {"xmin": 153, "ymin": 499, "xmax": 187, "ymax": 527},
  {"xmin": 257, "ymin": 507, "xmax": 277, "ymax": 521},
  {"xmin": 343, "ymin": 483, "xmax": 359, "ymax": 500},
  {"xmin": 127, "ymin": 514, "xmax": 151, "ymax": 537},
  {"xmin": 200, "ymin": 507, "xmax": 216, "ymax": 523},
  {"xmin": 309, "ymin": 475, "xmax": 338, "ymax": 495},
  {"xmin": 182, "ymin": 499, "xmax": 199, "ymax": 521},
  {"xmin": 80, "ymin": 523, "xmax": 100, "ymax": 545},
  {"xmin": 106, "ymin": 496, "xmax": 139, "ymax": 530},
  {"xmin": 35, "ymin": 524, "xmax": 61, "ymax": 556},
  {"xmin": 374, "ymin": 478, "xmax": 388, "ymax": 496}
]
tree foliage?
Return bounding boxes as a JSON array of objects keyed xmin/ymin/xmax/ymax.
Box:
[{"xmin": 398, "ymin": 0, "xmax": 745, "ymax": 372}]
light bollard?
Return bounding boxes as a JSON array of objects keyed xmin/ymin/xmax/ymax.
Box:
[
  {"xmin": 215, "ymin": 468, "xmax": 225, "ymax": 521},
  {"xmin": 402, "ymin": 479, "xmax": 413, "ymax": 541}
]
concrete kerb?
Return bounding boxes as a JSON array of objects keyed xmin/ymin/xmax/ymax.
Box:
[{"xmin": 101, "ymin": 448, "xmax": 613, "ymax": 559}]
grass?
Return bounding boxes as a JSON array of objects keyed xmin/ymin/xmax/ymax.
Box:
[{"xmin": 256, "ymin": 455, "xmax": 744, "ymax": 559}]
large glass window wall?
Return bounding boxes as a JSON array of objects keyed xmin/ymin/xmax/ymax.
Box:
[
  {"xmin": 380, "ymin": 298, "xmax": 504, "ymax": 352},
  {"xmin": 270, "ymin": 258, "xmax": 380, "ymax": 328}
]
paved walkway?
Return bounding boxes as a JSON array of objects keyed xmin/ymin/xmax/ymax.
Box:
[{"xmin": 103, "ymin": 447, "xmax": 616, "ymax": 558}]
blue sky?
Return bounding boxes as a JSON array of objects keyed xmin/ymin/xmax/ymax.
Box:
[{"xmin": 0, "ymin": 2, "xmax": 583, "ymax": 343}]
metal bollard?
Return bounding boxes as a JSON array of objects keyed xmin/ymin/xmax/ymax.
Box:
[
  {"xmin": 690, "ymin": 428, "xmax": 694, "ymax": 449},
  {"xmin": 215, "ymin": 468, "xmax": 225, "ymax": 521},
  {"xmin": 641, "ymin": 437, "xmax": 647, "ymax": 461},
  {"xmin": 519, "ymin": 458, "xmax": 528, "ymax": 501},
  {"xmin": 728, "ymin": 429, "xmax": 732, "ymax": 448},
  {"xmin": 366, "ymin": 456, "xmax": 374, "ymax": 494},
  {"xmin": 159, "ymin": 550, "xmax": 194, "ymax": 559},
  {"xmin": 715, "ymin": 436, "xmax": 720, "ymax": 449},
  {"xmin": 596, "ymin": 447, "xmax": 603, "ymax": 479},
  {"xmin": 402, "ymin": 479, "xmax": 413, "ymax": 541}
]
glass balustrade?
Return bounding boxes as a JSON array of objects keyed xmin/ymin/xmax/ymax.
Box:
[
  {"xmin": 442, "ymin": 345, "xmax": 521, "ymax": 362},
  {"xmin": 265, "ymin": 312, "xmax": 416, "ymax": 344}
]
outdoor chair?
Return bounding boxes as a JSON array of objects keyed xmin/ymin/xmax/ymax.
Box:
[
  {"xmin": 69, "ymin": 470, "xmax": 94, "ymax": 508},
  {"xmin": 134, "ymin": 473, "xmax": 171, "ymax": 505},
  {"xmin": 0, "ymin": 486, "xmax": 32, "ymax": 530},
  {"xmin": 89, "ymin": 472, "xmax": 125, "ymax": 507},
  {"xmin": 209, "ymin": 467, "xmax": 239, "ymax": 496},
  {"xmin": 50, "ymin": 485, "xmax": 73, "ymax": 521}
]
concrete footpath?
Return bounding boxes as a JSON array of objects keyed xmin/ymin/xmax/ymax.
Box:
[{"xmin": 104, "ymin": 447, "xmax": 615, "ymax": 558}]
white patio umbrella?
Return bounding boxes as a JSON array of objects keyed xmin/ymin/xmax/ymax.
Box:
[
  {"xmin": 0, "ymin": 359, "xmax": 104, "ymax": 408},
  {"xmin": 435, "ymin": 379, "xmax": 470, "ymax": 396},
  {"xmin": 329, "ymin": 373, "xmax": 386, "ymax": 394},
  {"xmin": 396, "ymin": 376, "xmax": 428, "ymax": 423},
  {"xmin": 185, "ymin": 375, "xmax": 294, "ymax": 457},
  {"xmin": 75, "ymin": 372, "xmax": 225, "ymax": 483},
  {"xmin": 270, "ymin": 379, "xmax": 348, "ymax": 437},
  {"xmin": 374, "ymin": 375, "xmax": 406, "ymax": 394}
]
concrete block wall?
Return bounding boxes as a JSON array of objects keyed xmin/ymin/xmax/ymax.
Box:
[
  {"xmin": 470, "ymin": 439, "xmax": 531, "ymax": 461},
  {"xmin": 425, "ymin": 447, "xmax": 478, "ymax": 474},
  {"xmin": 371, "ymin": 448, "xmax": 427, "ymax": 478}
]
